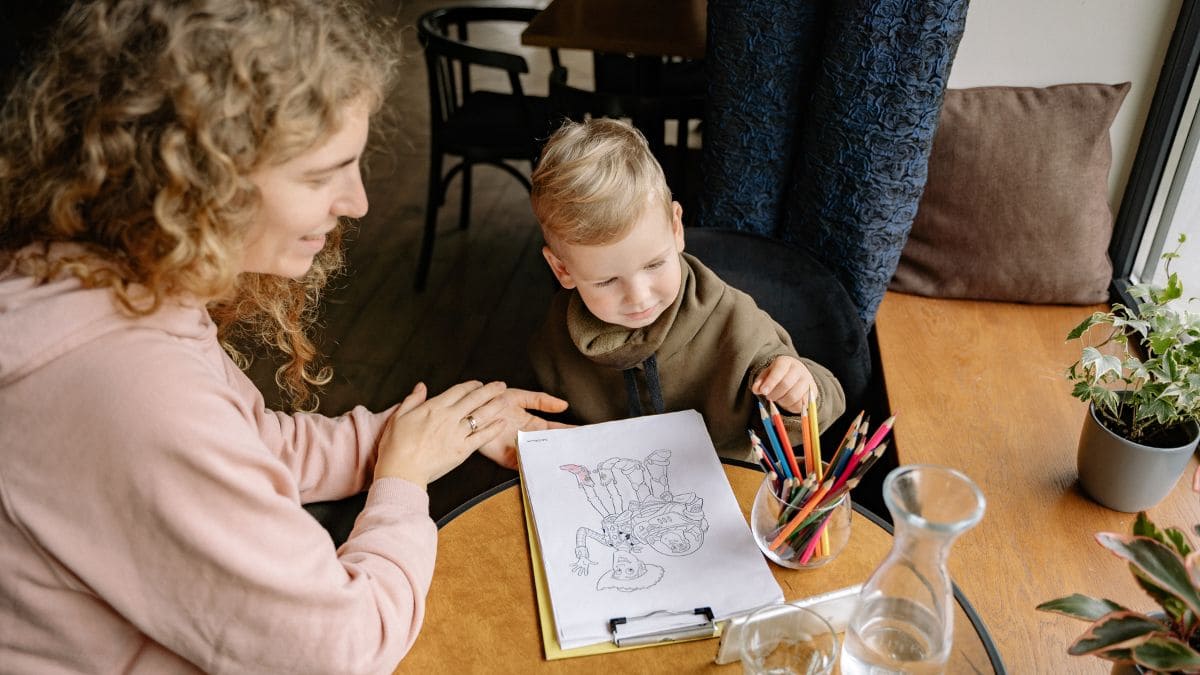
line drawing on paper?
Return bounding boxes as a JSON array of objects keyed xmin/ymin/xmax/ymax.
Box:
[{"xmin": 560, "ymin": 449, "xmax": 710, "ymax": 592}]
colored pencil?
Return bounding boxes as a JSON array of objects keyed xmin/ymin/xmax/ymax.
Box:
[
  {"xmin": 863, "ymin": 414, "xmax": 897, "ymax": 453},
  {"xmin": 806, "ymin": 394, "xmax": 828, "ymax": 555},
  {"xmin": 770, "ymin": 478, "xmax": 833, "ymax": 551},
  {"xmin": 829, "ymin": 433, "xmax": 870, "ymax": 494},
  {"xmin": 826, "ymin": 410, "xmax": 864, "ymax": 480},
  {"xmin": 768, "ymin": 400, "xmax": 803, "ymax": 480},
  {"xmin": 798, "ymin": 516, "xmax": 832, "ymax": 564},
  {"xmin": 807, "ymin": 392, "xmax": 821, "ymax": 473},
  {"xmin": 749, "ymin": 430, "xmax": 777, "ymax": 475},
  {"xmin": 756, "ymin": 400, "xmax": 793, "ymax": 480},
  {"xmin": 798, "ymin": 402, "xmax": 812, "ymax": 478}
]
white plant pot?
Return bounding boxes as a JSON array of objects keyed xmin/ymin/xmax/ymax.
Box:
[{"xmin": 1076, "ymin": 404, "xmax": 1200, "ymax": 513}]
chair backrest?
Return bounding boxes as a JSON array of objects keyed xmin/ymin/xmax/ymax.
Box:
[
  {"xmin": 547, "ymin": 65, "xmax": 705, "ymax": 218},
  {"xmin": 684, "ymin": 228, "xmax": 872, "ymax": 432},
  {"xmin": 417, "ymin": 6, "xmax": 545, "ymax": 131},
  {"xmin": 547, "ymin": 65, "xmax": 703, "ymax": 141}
]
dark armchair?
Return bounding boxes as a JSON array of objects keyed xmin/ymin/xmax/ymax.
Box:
[{"xmin": 415, "ymin": 6, "xmax": 559, "ymax": 290}]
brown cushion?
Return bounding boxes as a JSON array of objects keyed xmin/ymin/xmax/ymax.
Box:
[{"xmin": 890, "ymin": 82, "xmax": 1130, "ymax": 304}]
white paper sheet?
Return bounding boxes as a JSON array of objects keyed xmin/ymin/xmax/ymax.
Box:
[{"xmin": 518, "ymin": 410, "xmax": 784, "ymax": 650}]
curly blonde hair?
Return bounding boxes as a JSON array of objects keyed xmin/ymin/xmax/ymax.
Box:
[
  {"xmin": 0, "ymin": 0, "xmax": 396, "ymax": 410},
  {"xmin": 530, "ymin": 118, "xmax": 672, "ymax": 250}
]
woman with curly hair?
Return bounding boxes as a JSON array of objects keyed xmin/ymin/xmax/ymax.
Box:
[{"xmin": 0, "ymin": 1, "xmax": 567, "ymax": 672}]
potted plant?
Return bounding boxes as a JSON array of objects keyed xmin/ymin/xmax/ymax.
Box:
[
  {"xmin": 1036, "ymin": 510, "xmax": 1200, "ymax": 673},
  {"xmin": 1066, "ymin": 234, "xmax": 1200, "ymax": 512}
]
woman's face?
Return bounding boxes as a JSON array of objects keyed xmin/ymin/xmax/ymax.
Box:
[{"xmin": 241, "ymin": 101, "xmax": 371, "ymax": 278}]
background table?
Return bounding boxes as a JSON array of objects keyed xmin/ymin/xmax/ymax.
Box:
[
  {"xmin": 397, "ymin": 463, "xmax": 1000, "ymax": 673},
  {"xmin": 875, "ymin": 291, "xmax": 1200, "ymax": 674},
  {"xmin": 521, "ymin": 0, "xmax": 706, "ymax": 60}
]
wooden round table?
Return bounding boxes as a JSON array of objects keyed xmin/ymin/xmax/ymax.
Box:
[{"xmin": 397, "ymin": 462, "xmax": 1002, "ymax": 673}]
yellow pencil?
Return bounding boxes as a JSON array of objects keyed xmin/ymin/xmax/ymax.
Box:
[{"xmin": 807, "ymin": 393, "xmax": 828, "ymax": 555}]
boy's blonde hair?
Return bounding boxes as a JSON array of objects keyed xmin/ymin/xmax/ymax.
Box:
[{"xmin": 531, "ymin": 118, "xmax": 672, "ymax": 249}]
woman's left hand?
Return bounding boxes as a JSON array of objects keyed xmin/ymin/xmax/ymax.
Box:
[{"xmin": 476, "ymin": 388, "xmax": 571, "ymax": 469}]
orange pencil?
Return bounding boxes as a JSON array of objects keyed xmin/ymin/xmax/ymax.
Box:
[
  {"xmin": 799, "ymin": 404, "xmax": 813, "ymax": 478},
  {"xmin": 768, "ymin": 400, "xmax": 802, "ymax": 480}
]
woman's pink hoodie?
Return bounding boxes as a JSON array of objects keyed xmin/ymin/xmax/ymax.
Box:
[{"xmin": 0, "ymin": 252, "xmax": 436, "ymax": 674}]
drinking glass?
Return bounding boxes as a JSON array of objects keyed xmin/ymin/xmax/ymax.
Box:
[{"xmin": 740, "ymin": 604, "xmax": 838, "ymax": 675}]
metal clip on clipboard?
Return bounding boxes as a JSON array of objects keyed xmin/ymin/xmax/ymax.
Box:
[{"xmin": 608, "ymin": 607, "xmax": 716, "ymax": 647}]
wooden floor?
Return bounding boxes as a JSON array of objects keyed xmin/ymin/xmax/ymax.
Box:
[{"xmin": 245, "ymin": 0, "xmax": 580, "ymax": 529}]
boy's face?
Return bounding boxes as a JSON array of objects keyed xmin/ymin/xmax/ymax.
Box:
[{"xmin": 543, "ymin": 198, "xmax": 685, "ymax": 329}]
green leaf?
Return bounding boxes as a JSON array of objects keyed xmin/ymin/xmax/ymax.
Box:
[
  {"xmin": 1082, "ymin": 347, "xmax": 1124, "ymax": 382},
  {"xmin": 1096, "ymin": 387, "xmax": 1121, "ymax": 412},
  {"xmin": 1068, "ymin": 313, "xmax": 1108, "ymax": 340},
  {"xmin": 1068, "ymin": 611, "xmax": 1165, "ymax": 655},
  {"xmin": 1134, "ymin": 512, "xmax": 1159, "ymax": 539},
  {"xmin": 1151, "ymin": 333, "xmax": 1179, "ymax": 357},
  {"xmin": 1185, "ymin": 339, "xmax": 1200, "ymax": 356},
  {"xmin": 1165, "ymin": 273, "xmax": 1184, "ymax": 302},
  {"xmin": 1098, "ymin": 647, "xmax": 1135, "ymax": 664},
  {"xmin": 1097, "ymin": 533, "xmax": 1200, "ymax": 617},
  {"xmin": 1133, "ymin": 574, "xmax": 1189, "ymax": 624},
  {"xmin": 1165, "ymin": 526, "xmax": 1195, "ymax": 558},
  {"xmin": 1132, "ymin": 635, "xmax": 1200, "ymax": 670},
  {"xmin": 1037, "ymin": 594, "xmax": 1127, "ymax": 621},
  {"xmin": 1125, "ymin": 319, "xmax": 1152, "ymax": 338}
]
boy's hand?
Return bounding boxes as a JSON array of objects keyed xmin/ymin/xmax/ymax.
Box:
[
  {"xmin": 752, "ymin": 356, "xmax": 816, "ymax": 413},
  {"xmin": 477, "ymin": 388, "xmax": 571, "ymax": 469}
]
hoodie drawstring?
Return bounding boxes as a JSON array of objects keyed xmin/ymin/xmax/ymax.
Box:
[{"xmin": 622, "ymin": 354, "xmax": 665, "ymax": 418}]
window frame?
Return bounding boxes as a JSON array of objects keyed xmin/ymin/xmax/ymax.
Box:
[{"xmin": 1110, "ymin": 1, "xmax": 1200, "ymax": 308}]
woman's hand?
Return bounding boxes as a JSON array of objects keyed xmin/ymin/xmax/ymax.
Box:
[
  {"xmin": 476, "ymin": 388, "xmax": 570, "ymax": 469},
  {"xmin": 751, "ymin": 356, "xmax": 817, "ymax": 413},
  {"xmin": 373, "ymin": 380, "xmax": 509, "ymax": 488}
]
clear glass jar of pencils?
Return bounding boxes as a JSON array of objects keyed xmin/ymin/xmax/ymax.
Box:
[
  {"xmin": 750, "ymin": 473, "xmax": 852, "ymax": 569},
  {"xmin": 746, "ymin": 396, "xmax": 895, "ymax": 570}
]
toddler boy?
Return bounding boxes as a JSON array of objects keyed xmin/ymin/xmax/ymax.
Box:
[{"xmin": 528, "ymin": 119, "xmax": 844, "ymax": 459}]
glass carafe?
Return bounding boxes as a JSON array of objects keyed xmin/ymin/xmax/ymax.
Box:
[{"xmin": 840, "ymin": 465, "xmax": 985, "ymax": 674}]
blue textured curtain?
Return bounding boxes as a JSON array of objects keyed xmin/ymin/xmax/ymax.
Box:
[{"xmin": 701, "ymin": 0, "xmax": 969, "ymax": 325}]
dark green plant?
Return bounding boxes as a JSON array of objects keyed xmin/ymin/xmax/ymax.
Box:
[
  {"xmin": 1037, "ymin": 511, "xmax": 1200, "ymax": 673},
  {"xmin": 1066, "ymin": 234, "xmax": 1200, "ymax": 447}
]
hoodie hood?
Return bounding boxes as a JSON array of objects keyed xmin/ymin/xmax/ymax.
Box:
[{"xmin": 0, "ymin": 245, "xmax": 214, "ymax": 387}]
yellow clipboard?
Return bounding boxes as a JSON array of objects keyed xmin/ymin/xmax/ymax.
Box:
[{"xmin": 518, "ymin": 476, "xmax": 721, "ymax": 660}]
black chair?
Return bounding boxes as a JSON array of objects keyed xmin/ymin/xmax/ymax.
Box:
[
  {"xmin": 684, "ymin": 228, "xmax": 873, "ymax": 442},
  {"xmin": 415, "ymin": 6, "xmax": 559, "ymax": 290},
  {"xmin": 547, "ymin": 64, "xmax": 706, "ymax": 221}
]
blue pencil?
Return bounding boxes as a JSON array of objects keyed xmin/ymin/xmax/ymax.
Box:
[{"xmin": 756, "ymin": 399, "xmax": 793, "ymax": 480}]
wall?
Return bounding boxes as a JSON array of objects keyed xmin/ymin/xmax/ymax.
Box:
[{"xmin": 946, "ymin": 0, "xmax": 1183, "ymax": 211}]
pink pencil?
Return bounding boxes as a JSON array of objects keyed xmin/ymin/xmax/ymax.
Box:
[
  {"xmin": 863, "ymin": 414, "xmax": 897, "ymax": 453},
  {"xmin": 798, "ymin": 517, "xmax": 832, "ymax": 564}
]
